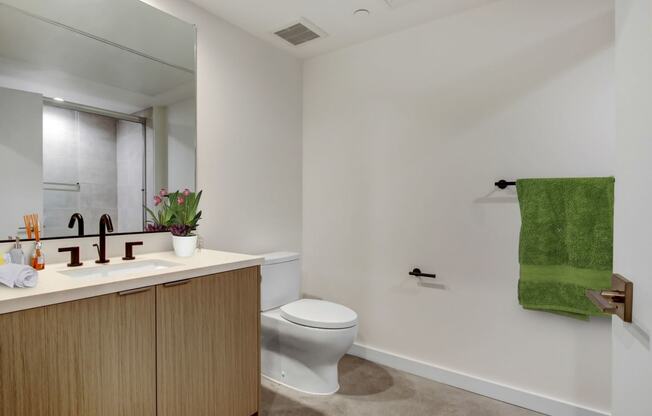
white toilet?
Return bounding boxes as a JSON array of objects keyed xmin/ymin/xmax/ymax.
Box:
[{"xmin": 260, "ymin": 252, "xmax": 358, "ymax": 395}]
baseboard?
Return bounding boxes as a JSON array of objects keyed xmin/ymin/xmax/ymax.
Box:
[{"xmin": 348, "ymin": 343, "xmax": 609, "ymax": 416}]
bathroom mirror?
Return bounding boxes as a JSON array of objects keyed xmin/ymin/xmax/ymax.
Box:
[{"xmin": 0, "ymin": 0, "xmax": 196, "ymax": 241}]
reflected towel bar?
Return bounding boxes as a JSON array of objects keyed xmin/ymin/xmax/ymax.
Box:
[{"xmin": 43, "ymin": 182, "xmax": 81, "ymax": 192}]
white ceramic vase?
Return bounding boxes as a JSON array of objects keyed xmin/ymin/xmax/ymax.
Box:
[{"xmin": 172, "ymin": 234, "xmax": 197, "ymax": 257}]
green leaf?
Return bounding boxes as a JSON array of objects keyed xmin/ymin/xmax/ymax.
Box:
[{"xmin": 160, "ymin": 189, "xmax": 203, "ymax": 230}]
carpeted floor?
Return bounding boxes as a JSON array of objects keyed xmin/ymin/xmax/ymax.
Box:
[{"xmin": 261, "ymin": 355, "xmax": 543, "ymax": 416}]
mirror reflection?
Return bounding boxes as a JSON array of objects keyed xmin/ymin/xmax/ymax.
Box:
[{"xmin": 0, "ymin": 0, "xmax": 196, "ymax": 240}]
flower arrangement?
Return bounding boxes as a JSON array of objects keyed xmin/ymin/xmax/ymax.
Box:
[{"xmin": 145, "ymin": 188, "xmax": 202, "ymax": 237}]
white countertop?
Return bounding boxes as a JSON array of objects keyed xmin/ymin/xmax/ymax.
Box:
[{"xmin": 0, "ymin": 249, "xmax": 263, "ymax": 314}]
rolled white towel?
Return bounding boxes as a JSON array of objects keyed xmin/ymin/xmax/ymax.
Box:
[{"xmin": 0, "ymin": 264, "xmax": 38, "ymax": 288}]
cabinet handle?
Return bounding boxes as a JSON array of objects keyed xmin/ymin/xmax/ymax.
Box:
[
  {"xmin": 163, "ymin": 279, "xmax": 191, "ymax": 288},
  {"xmin": 118, "ymin": 287, "xmax": 152, "ymax": 296}
]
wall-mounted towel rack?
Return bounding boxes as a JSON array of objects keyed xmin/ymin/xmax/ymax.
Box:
[
  {"xmin": 586, "ymin": 274, "xmax": 633, "ymax": 323},
  {"xmin": 495, "ymin": 180, "xmax": 516, "ymax": 189}
]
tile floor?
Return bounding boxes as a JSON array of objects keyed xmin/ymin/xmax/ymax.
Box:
[{"xmin": 261, "ymin": 355, "xmax": 543, "ymax": 416}]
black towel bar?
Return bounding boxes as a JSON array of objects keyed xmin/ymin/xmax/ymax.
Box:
[
  {"xmin": 495, "ymin": 180, "xmax": 516, "ymax": 189},
  {"xmin": 409, "ymin": 268, "xmax": 436, "ymax": 279}
]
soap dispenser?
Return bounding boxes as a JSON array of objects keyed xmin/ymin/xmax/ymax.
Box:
[{"xmin": 9, "ymin": 237, "xmax": 26, "ymax": 265}]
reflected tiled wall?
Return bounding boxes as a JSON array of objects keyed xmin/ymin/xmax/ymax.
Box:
[{"xmin": 43, "ymin": 106, "xmax": 119, "ymax": 236}]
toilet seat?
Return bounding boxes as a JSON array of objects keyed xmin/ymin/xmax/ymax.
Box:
[{"xmin": 280, "ymin": 299, "xmax": 358, "ymax": 329}]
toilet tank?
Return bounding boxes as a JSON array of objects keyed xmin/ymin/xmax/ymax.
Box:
[{"xmin": 260, "ymin": 252, "xmax": 301, "ymax": 311}]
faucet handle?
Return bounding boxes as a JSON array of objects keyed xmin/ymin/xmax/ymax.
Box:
[
  {"xmin": 123, "ymin": 241, "xmax": 143, "ymax": 261},
  {"xmin": 59, "ymin": 246, "xmax": 83, "ymax": 267},
  {"xmin": 93, "ymin": 242, "xmax": 110, "ymax": 264}
]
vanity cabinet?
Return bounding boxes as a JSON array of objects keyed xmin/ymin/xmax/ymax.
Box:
[
  {"xmin": 0, "ymin": 287, "xmax": 157, "ymax": 416},
  {"xmin": 0, "ymin": 267, "xmax": 260, "ymax": 416}
]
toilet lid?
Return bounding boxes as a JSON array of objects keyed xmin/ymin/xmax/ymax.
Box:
[{"xmin": 280, "ymin": 299, "xmax": 358, "ymax": 329}]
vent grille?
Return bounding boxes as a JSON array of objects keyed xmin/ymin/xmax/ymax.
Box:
[{"xmin": 274, "ymin": 22, "xmax": 321, "ymax": 46}]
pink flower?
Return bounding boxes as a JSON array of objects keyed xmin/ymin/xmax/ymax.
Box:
[
  {"xmin": 159, "ymin": 188, "xmax": 167, "ymax": 197},
  {"xmin": 177, "ymin": 196, "xmax": 185, "ymax": 205},
  {"xmin": 183, "ymin": 188, "xmax": 191, "ymax": 197},
  {"xmin": 153, "ymin": 195, "xmax": 162, "ymax": 206}
]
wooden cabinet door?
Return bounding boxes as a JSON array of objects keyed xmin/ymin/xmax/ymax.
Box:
[
  {"xmin": 0, "ymin": 287, "xmax": 156, "ymax": 416},
  {"xmin": 156, "ymin": 267, "xmax": 260, "ymax": 416},
  {"xmin": 0, "ymin": 305, "xmax": 49, "ymax": 415}
]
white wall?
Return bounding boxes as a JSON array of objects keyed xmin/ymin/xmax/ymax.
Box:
[
  {"xmin": 152, "ymin": 106, "xmax": 169, "ymax": 197},
  {"xmin": 167, "ymin": 97, "xmax": 196, "ymax": 192},
  {"xmin": 142, "ymin": 0, "xmax": 302, "ymax": 254},
  {"xmin": 613, "ymin": 1, "xmax": 652, "ymax": 415},
  {"xmin": 0, "ymin": 87, "xmax": 43, "ymax": 239},
  {"xmin": 117, "ymin": 119, "xmax": 145, "ymax": 233},
  {"xmin": 303, "ymin": 0, "xmax": 614, "ymax": 413}
]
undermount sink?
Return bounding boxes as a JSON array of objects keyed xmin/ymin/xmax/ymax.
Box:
[{"xmin": 59, "ymin": 259, "xmax": 181, "ymax": 279}]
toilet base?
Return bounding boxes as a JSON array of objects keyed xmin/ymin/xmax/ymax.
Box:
[{"xmin": 261, "ymin": 308, "xmax": 357, "ymax": 396}]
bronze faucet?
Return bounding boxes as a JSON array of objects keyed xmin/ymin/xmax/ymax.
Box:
[
  {"xmin": 68, "ymin": 213, "xmax": 84, "ymax": 237},
  {"xmin": 93, "ymin": 214, "xmax": 114, "ymax": 264}
]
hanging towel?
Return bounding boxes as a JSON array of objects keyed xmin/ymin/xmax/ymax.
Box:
[
  {"xmin": 516, "ymin": 177, "xmax": 614, "ymax": 320},
  {"xmin": 0, "ymin": 264, "xmax": 38, "ymax": 288}
]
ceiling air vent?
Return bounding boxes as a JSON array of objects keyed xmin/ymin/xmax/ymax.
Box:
[{"xmin": 274, "ymin": 20, "xmax": 325, "ymax": 46}]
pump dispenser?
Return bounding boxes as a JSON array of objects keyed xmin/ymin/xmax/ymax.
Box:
[{"xmin": 9, "ymin": 237, "xmax": 26, "ymax": 265}]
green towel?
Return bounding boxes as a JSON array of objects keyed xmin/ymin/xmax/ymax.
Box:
[{"xmin": 516, "ymin": 177, "xmax": 614, "ymax": 320}]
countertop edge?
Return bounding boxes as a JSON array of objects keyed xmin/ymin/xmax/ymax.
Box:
[{"xmin": 0, "ymin": 252, "xmax": 263, "ymax": 315}]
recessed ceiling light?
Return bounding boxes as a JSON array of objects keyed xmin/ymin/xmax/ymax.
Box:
[
  {"xmin": 53, "ymin": 97, "xmax": 65, "ymax": 102},
  {"xmin": 354, "ymin": 8, "xmax": 371, "ymax": 16}
]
